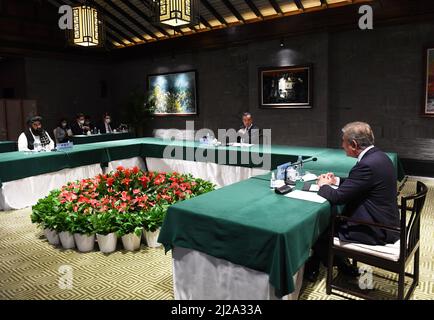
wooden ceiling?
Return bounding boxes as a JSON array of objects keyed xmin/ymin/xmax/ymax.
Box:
[{"xmin": 46, "ymin": 0, "xmax": 373, "ymax": 49}]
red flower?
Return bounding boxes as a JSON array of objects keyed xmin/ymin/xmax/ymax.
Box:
[
  {"xmin": 133, "ymin": 189, "xmax": 140, "ymax": 195},
  {"xmin": 132, "ymin": 166, "xmax": 140, "ymax": 174},
  {"xmin": 121, "ymin": 191, "xmax": 131, "ymax": 202},
  {"xmin": 106, "ymin": 177, "xmax": 114, "ymax": 187},
  {"xmin": 154, "ymin": 174, "xmax": 166, "ymax": 185},
  {"xmin": 116, "ymin": 165, "xmax": 125, "ymax": 171},
  {"xmin": 139, "ymin": 175, "xmax": 150, "ymax": 187},
  {"xmin": 122, "ymin": 177, "xmax": 131, "ymax": 186}
]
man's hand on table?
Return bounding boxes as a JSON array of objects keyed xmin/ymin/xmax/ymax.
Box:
[{"xmin": 317, "ymin": 172, "xmax": 338, "ymax": 187}]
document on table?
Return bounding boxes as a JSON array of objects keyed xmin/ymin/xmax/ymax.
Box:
[
  {"xmin": 301, "ymin": 173, "xmax": 318, "ymax": 182},
  {"xmin": 284, "ymin": 190, "xmax": 327, "ymax": 203},
  {"xmin": 228, "ymin": 143, "xmax": 254, "ymax": 147}
]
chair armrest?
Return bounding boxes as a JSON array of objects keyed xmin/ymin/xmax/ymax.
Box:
[
  {"xmin": 398, "ymin": 203, "xmax": 414, "ymax": 211},
  {"xmin": 334, "ymin": 215, "xmax": 401, "ymax": 233}
]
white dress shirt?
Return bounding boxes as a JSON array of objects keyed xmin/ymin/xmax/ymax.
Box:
[
  {"xmin": 18, "ymin": 131, "xmax": 55, "ymax": 152},
  {"xmin": 105, "ymin": 122, "xmax": 112, "ymax": 133},
  {"xmin": 357, "ymin": 145, "xmax": 375, "ymax": 162}
]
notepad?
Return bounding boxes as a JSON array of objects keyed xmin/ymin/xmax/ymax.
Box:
[
  {"xmin": 284, "ymin": 190, "xmax": 327, "ymax": 203},
  {"xmin": 301, "ymin": 173, "xmax": 318, "ymax": 182}
]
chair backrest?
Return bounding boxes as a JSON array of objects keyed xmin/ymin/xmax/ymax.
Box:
[
  {"xmin": 400, "ymin": 181, "xmax": 428, "ymax": 258},
  {"xmin": 53, "ymin": 128, "xmax": 58, "ymax": 144}
]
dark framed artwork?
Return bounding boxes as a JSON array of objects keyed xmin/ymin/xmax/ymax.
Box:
[
  {"xmin": 147, "ymin": 70, "xmax": 197, "ymax": 116},
  {"xmin": 423, "ymin": 48, "xmax": 434, "ymax": 117},
  {"xmin": 259, "ymin": 65, "xmax": 312, "ymax": 108}
]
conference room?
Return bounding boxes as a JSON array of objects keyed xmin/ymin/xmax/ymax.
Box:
[{"xmin": 0, "ymin": 0, "xmax": 433, "ymax": 302}]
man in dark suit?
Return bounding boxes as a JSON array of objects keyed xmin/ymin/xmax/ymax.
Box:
[
  {"xmin": 98, "ymin": 112, "xmax": 115, "ymax": 134},
  {"xmin": 237, "ymin": 112, "xmax": 261, "ymax": 144},
  {"xmin": 70, "ymin": 113, "xmax": 90, "ymax": 135},
  {"xmin": 304, "ymin": 121, "xmax": 400, "ymax": 281}
]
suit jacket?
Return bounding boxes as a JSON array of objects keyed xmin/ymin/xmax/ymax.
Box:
[
  {"xmin": 237, "ymin": 124, "xmax": 262, "ymax": 144},
  {"xmin": 318, "ymin": 147, "xmax": 400, "ymax": 245},
  {"xmin": 98, "ymin": 121, "xmax": 114, "ymax": 134},
  {"xmin": 71, "ymin": 122, "xmax": 88, "ymax": 135}
]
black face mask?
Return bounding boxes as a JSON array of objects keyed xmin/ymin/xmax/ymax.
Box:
[{"xmin": 31, "ymin": 127, "xmax": 43, "ymax": 136}]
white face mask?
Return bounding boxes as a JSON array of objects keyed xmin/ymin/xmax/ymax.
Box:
[
  {"xmin": 79, "ymin": 120, "xmax": 85, "ymax": 125},
  {"xmin": 61, "ymin": 122, "xmax": 67, "ymax": 128},
  {"xmin": 105, "ymin": 118, "xmax": 111, "ymax": 124}
]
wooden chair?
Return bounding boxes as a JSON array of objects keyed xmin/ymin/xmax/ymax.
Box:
[{"xmin": 326, "ymin": 181, "xmax": 428, "ymax": 300}]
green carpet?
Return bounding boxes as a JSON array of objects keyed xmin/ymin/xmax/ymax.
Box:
[{"xmin": 0, "ymin": 177, "xmax": 433, "ymax": 300}]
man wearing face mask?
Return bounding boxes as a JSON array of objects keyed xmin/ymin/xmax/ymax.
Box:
[
  {"xmin": 18, "ymin": 115, "xmax": 55, "ymax": 152},
  {"xmin": 98, "ymin": 112, "xmax": 115, "ymax": 134},
  {"xmin": 53, "ymin": 118, "xmax": 73, "ymax": 144},
  {"xmin": 71, "ymin": 113, "xmax": 90, "ymax": 135}
]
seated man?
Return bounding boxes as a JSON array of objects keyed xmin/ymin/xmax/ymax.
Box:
[
  {"xmin": 98, "ymin": 112, "xmax": 115, "ymax": 134},
  {"xmin": 71, "ymin": 113, "xmax": 90, "ymax": 135},
  {"xmin": 305, "ymin": 121, "xmax": 400, "ymax": 281},
  {"xmin": 18, "ymin": 115, "xmax": 55, "ymax": 152},
  {"xmin": 53, "ymin": 118, "xmax": 73, "ymax": 144},
  {"xmin": 237, "ymin": 112, "xmax": 261, "ymax": 144}
]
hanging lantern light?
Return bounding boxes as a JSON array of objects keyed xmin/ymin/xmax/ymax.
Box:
[
  {"xmin": 153, "ymin": 0, "xmax": 199, "ymax": 27},
  {"xmin": 69, "ymin": 4, "xmax": 102, "ymax": 47}
]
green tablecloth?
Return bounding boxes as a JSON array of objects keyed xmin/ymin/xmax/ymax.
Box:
[
  {"xmin": 0, "ymin": 137, "xmax": 404, "ymax": 186},
  {"xmin": 158, "ymin": 177, "xmax": 331, "ymax": 297},
  {"xmin": 0, "ymin": 139, "xmax": 145, "ymax": 186},
  {"xmin": 71, "ymin": 132, "xmax": 135, "ymax": 144},
  {"xmin": 0, "ymin": 141, "xmax": 17, "ymax": 153}
]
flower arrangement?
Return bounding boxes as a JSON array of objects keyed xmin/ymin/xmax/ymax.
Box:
[{"xmin": 31, "ymin": 166, "xmax": 215, "ymax": 249}]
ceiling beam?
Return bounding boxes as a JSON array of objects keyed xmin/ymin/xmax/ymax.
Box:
[
  {"xmin": 105, "ymin": 30, "xmax": 126, "ymax": 47},
  {"xmin": 200, "ymin": 0, "xmax": 228, "ymax": 26},
  {"xmin": 118, "ymin": 0, "xmax": 170, "ymax": 37},
  {"xmin": 221, "ymin": 0, "xmax": 245, "ymax": 23},
  {"xmin": 199, "ymin": 16, "xmax": 212, "ymax": 29},
  {"xmin": 105, "ymin": 0, "xmax": 158, "ymax": 40},
  {"xmin": 268, "ymin": 0, "xmax": 283, "ymax": 15},
  {"xmin": 243, "ymin": 0, "xmax": 264, "ymax": 19},
  {"xmin": 294, "ymin": 0, "xmax": 305, "ymax": 11}
]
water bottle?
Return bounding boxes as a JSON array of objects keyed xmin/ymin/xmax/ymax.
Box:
[
  {"xmin": 270, "ymin": 172, "xmax": 276, "ymax": 189},
  {"xmin": 297, "ymin": 155, "xmax": 304, "ymax": 177}
]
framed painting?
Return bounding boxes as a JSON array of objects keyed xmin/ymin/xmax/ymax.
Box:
[
  {"xmin": 423, "ymin": 48, "xmax": 434, "ymax": 117},
  {"xmin": 259, "ymin": 65, "xmax": 312, "ymax": 108},
  {"xmin": 147, "ymin": 70, "xmax": 197, "ymax": 116}
]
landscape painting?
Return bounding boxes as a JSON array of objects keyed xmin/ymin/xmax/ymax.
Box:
[{"xmin": 148, "ymin": 70, "xmax": 197, "ymax": 116}]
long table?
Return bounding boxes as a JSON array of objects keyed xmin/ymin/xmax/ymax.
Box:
[
  {"xmin": 159, "ymin": 177, "xmax": 331, "ymax": 297},
  {"xmin": 0, "ymin": 137, "xmax": 404, "ymax": 297},
  {"xmin": 0, "ymin": 137, "xmax": 404, "ymax": 186},
  {"xmin": 70, "ymin": 132, "xmax": 135, "ymax": 144},
  {"xmin": 0, "ymin": 141, "xmax": 17, "ymax": 153}
]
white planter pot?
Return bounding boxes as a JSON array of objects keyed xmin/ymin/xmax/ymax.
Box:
[
  {"xmin": 44, "ymin": 228, "xmax": 60, "ymax": 246},
  {"xmin": 74, "ymin": 233, "xmax": 95, "ymax": 252},
  {"xmin": 121, "ymin": 232, "xmax": 141, "ymax": 251},
  {"xmin": 96, "ymin": 233, "xmax": 118, "ymax": 253},
  {"xmin": 59, "ymin": 231, "xmax": 75, "ymax": 249},
  {"xmin": 144, "ymin": 228, "xmax": 162, "ymax": 248}
]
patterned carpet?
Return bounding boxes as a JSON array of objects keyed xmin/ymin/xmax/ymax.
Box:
[{"xmin": 0, "ymin": 177, "xmax": 433, "ymax": 300}]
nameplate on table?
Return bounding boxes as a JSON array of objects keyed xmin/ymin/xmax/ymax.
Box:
[{"xmin": 284, "ymin": 190, "xmax": 327, "ymax": 204}]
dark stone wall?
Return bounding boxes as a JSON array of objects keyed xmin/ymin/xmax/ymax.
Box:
[
  {"xmin": 25, "ymin": 57, "xmax": 113, "ymax": 131},
  {"xmin": 12, "ymin": 20, "xmax": 434, "ymax": 161}
]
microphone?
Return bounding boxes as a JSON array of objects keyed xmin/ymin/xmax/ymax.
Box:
[
  {"xmin": 284, "ymin": 157, "xmax": 318, "ymax": 185},
  {"xmin": 292, "ymin": 157, "xmax": 317, "ymax": 167}
]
